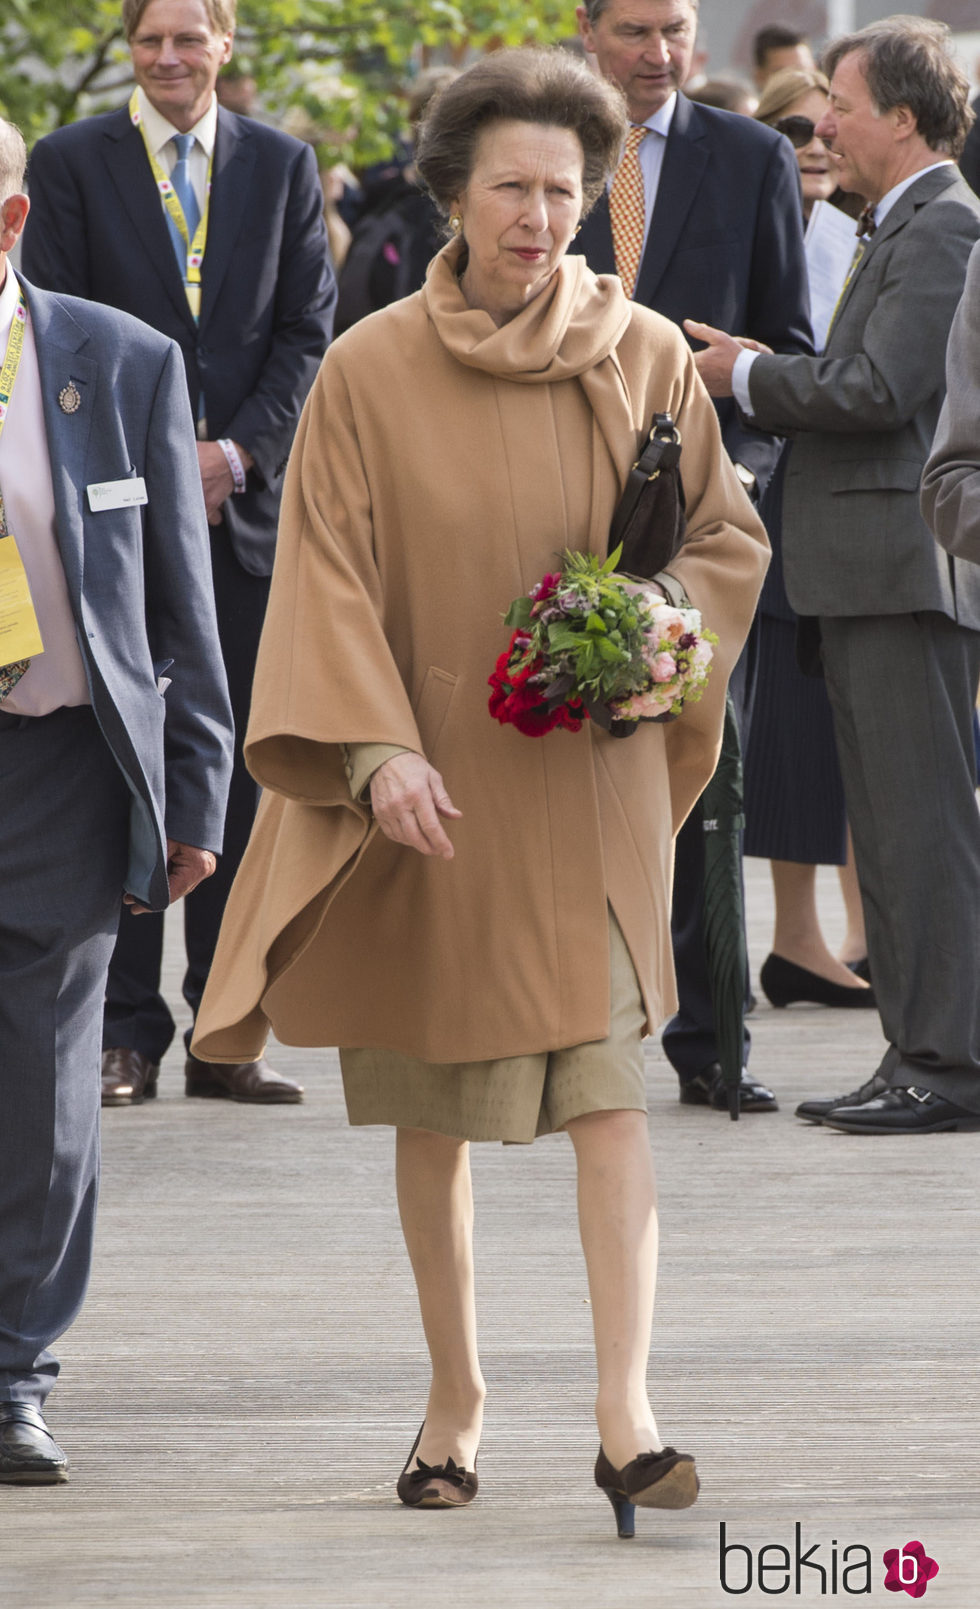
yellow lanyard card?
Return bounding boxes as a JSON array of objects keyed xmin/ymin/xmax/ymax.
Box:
[
  {"xmin": 0, "ymin": 533, "xmax": 44, "ymax": 662},
  {"xmin": 0, "ymin": 291, "xmax": 44, "ymax": 662}
]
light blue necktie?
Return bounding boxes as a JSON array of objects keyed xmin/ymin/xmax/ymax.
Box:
[
  {"xmin": 168, "ymin": 133, "xmax": 201, "ymax": 265},
  {"xmin": 167, "ymin": 133, "xmax": 205, "ymax": 410}
]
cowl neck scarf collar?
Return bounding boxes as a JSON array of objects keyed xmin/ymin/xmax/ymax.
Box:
[{"xmin": 421, "ymin": 236, "xmax": 632, "ymax": 384}]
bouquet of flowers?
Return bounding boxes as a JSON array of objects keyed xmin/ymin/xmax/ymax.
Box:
[{"xmin": 488, "ymin": 546, "xmax": 717, "ymax": 739}]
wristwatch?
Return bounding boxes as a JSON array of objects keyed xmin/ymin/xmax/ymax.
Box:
[{"xmin": 734, "ymin": 463, "xmax": 758, "ymax": 502}]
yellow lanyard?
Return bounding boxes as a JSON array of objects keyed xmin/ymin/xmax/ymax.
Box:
[
  {"xmin": 0, "ymin": 288, "xmax": 28, "ymax": 535},
  {"xmin": 130, "ymin": 90, "xmax": 212, "ymax": 320},
  {"xmin": 826, "ymin": 238, "xmax": 867, "ymax": 342},
  {"xmin": 0, "ymin": 287, "xmax": 27, "ymax": 449}
]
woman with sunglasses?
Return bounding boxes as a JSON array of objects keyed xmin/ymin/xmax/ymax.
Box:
[{"xmin": 740, "ymin": 69, "xmax": 875, "ymax": 1014}]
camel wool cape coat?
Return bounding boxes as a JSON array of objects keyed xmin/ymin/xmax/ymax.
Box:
[{"xmin": 194, "ymin": 242, "xmax": 768, "ymax": 1067}]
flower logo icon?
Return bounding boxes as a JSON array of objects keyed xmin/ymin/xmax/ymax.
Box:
[{"xmin": 883, "ymin": 1541, "xmax": 939, "ymax": 1597}]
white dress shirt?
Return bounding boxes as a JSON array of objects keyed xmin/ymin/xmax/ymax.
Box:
[
  {"xmin": 135, "ymin": 86, "xmax": 218, "ymax": 216},
  {"xmin": 0, "ymin": 269, "xmax": 90, "ymax": 716},
  {"xmin": 732, "ymin": 161, "xmax": 956, "ymax": 417}
]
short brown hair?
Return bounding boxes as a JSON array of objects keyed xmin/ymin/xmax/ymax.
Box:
[
  {"xmin": 823, "ymin": 17, "xmax": 974, "ymax": 159},
  {"xmin": 754, "ymin": 25, "xmax": 809, "ymax": 72},
  {"xmin": 582, "ymin": 0, "xmax": 698, "ymax": 22},
  {"xmin": 415, "ymin": 47, "xmax": 627, "ymax": 217},
  {"xmin": 122, "ymin": 0, "xmax": 236, "ymax": 42}
]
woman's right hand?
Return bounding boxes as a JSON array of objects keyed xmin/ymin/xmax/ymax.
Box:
[{"xmin": 369, "ymin": 753, "xmax": 462, "ymax": 860}]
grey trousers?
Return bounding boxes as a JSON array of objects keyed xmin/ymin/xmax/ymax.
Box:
[
  {"xmin": 0, "ymin": 706, "xmax": 129, "ymax": 1407},
  {"xmin": 819, "ymin": 612, "xmax": 980, "ymax": 1111}
]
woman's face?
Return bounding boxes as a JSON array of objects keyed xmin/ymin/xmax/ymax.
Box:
[
  {"xmin": 782, "ymin": 89, "xmax": 836, "ymax": 215},
  {"xmin": 452, "ymin": 119, "xmax": 585, "ymax": 326}
]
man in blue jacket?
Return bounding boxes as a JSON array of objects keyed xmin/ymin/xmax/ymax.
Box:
[
  {"xmin": 0, "ymin": 121, "xmax": 233, "ymax": 1480},
  {"xmin": 573, "ymin": 0, "xmax": 813, "ymax": 1113},
  {"xmin": 23, "ymin": 0, "xmax": 336, "ymax": 1107}
]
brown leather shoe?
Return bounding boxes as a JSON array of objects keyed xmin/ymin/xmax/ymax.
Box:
[
  {"xmin": 101, "ymin": 1047, "xmax": 159, "ymax": 1106},
  {"xmin": 184, "ymin": 1055, "xmax": 303, "ymax": 1103}
]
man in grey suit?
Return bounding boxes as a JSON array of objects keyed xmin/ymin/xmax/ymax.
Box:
[
  {"xmin": 0, "ymin": 121, "xmax": 233, "ymax": 1480},
  {"xmin": 922, "ymin": 242, "xmax": 980, "ymax": 562},
  {"xmin": 690, "ymin": 19, "xmax": 980, "ymax": 1135}
]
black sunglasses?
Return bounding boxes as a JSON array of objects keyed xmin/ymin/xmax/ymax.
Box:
[{"xmin": 774, "ymin": 115, "xmax": 820, "ymax": 148}]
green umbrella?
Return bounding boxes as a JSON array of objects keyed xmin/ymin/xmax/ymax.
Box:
[{"xmin": 698, "ymin": 694, "xmax": 747, "ymax": 1120}]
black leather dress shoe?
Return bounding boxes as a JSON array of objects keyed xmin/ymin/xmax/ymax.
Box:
[
  {"xmin": 185, "ymin": 1056, "xmax": 303, "ymax": 1103},
  {"xmin": 760, "ymin": 953, "xmax": 876, "ymax": 1009},
  {"xmin": 0, "ymin": 1403, "xmax": 69, "ymax": 1484},
  {"xmin": 822, "ymin": 1085, "xmax": 980, "ymax": 1135},
  {"xmin": 679, "ymin": 1063, "xmax": 778, "ymax": 1112},
  {"xmin": 795, "ymin": 1070, "xmax": 890, "ymax": 1124},
  {"xmin": 102, "ymin": 1047, "xmax": 159, "ymax": 1106},
  {"xmin": 846, "ymin": 957, "xmax": 872, "ymax": 983}
]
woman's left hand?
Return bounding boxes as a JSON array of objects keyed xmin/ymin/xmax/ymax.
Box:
[{"xmin": 370, "ymin": 753, "xmax": 462, "ymax": 860}]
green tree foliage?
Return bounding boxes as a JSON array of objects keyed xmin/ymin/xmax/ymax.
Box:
[{"xmin": 1, "ymin": 0, "xmax": 572, "ymax": 161}]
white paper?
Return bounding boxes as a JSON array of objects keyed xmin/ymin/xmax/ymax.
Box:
[
  {"xmin": 805, "ymin": 199, "xmax": 860, "ymax": 354},
  {"xmin": 87, "ymin": 476, "xmax": 148, "ymax": 512}
]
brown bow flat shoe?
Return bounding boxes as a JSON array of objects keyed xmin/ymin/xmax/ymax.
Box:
[
  {"xmin": 396, "ymin": 1424, "xmax": 479, "ymax": 1509},
  {"xmin": 595, "ymin": 1445, "xmax": 699, "ymax": 1538}
]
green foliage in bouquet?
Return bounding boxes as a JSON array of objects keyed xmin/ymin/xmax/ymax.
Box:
[{"xmin": 504, "ymin": 545, "xmax": 653, "ymax": 707}]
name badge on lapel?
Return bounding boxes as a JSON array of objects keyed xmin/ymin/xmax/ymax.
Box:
[{"xmin": 87, "ymin": 477, "xmax": 149, "ymax": 513}]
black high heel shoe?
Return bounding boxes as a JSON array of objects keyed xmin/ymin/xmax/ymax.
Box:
[
  {"xmin": 396, "ymin": 1423, "xmax": 479, "ymax": 1509},
  {"xmin": 595, "ymin": 1445, "xmax": 699, "ymax": 1538},
  {"xmin": 760, "ymin": 953, "xmax": 877, "ymax": 1009}
]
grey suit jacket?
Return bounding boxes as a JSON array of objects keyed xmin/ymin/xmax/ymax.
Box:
[
  {"xmin": 22, "ymin": 277, "xmax": 234, "ymax": 908},
  {"xmin": 745, "ymin": 166, "xmax": 980, "ymax": 623},
  {"xmin": 921, "ymin": 240, "xmax": 980, "ymax": 564}
]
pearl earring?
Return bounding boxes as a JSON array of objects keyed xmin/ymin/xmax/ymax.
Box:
[{"xmin": 449, "ymin": 214, "xmax": 462, "ymax": 235}]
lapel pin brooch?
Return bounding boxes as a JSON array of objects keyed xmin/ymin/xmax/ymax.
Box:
[{"xmin": 58, "ymin": 382, "xmax": 82, "ymax": 414}]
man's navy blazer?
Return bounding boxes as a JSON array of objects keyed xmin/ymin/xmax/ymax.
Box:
[
  {"xmin": 22, "ymin": 106, "xmax": 336, "ymax": 576},
  {"xmin": 20, "ymin": 276, "xmax": 234, "ymax": 909},
  {"xmin": 572, "ymin": 94, "xmax": 813, "ymax": 496}
]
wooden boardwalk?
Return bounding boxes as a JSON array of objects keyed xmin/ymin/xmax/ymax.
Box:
[{"xmin": 3, "ymin": 862, "xmax": 978, "ymax": 1608}]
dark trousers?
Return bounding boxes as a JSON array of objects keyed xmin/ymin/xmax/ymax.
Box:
[
  {"xmin": 103, "ymin": 530, "xmax": 270, "ymax": 1062},
  {"xmin": 0, "ymin": 707, "xmax": 129, "ymax": 1407},
  {"xmin": 820, "ymin": 611, "xmax": 980, "ymax": 1111},
  {"xmin": 661, "ymin": 618, "xmax": 759, "ymax": 1079}
]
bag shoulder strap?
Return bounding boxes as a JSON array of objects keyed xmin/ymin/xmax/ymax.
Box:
[{"xmin": 609, "ymin": 413, "xmax": 684, "ymax": 554}]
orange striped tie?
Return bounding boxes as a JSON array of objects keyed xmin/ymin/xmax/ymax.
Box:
[{"xmin": 609, "ymin": 124, "xmax": 648, "ymax": 299}]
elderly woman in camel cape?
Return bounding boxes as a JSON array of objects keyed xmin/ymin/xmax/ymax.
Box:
[{"xmin": 194, "ymin": 47, "xmax": 767, "ymax": 1535}]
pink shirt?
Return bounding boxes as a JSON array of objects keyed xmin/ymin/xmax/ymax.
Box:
[{"xmin": 0, "ymin": 267, "xmax": 90, "ymax": 715}]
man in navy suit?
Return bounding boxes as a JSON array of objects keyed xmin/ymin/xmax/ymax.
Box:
[
  {"xmin": 23, "ymin": 0, "xmax": 336, "ymax": 1108},
  {"xmin": 573, "ymin": 0, "xmax": 812, "ymax": 1113},
  {"xmin": 0, "ymin": 121, "xmax": 233, "ymax": 1479}
]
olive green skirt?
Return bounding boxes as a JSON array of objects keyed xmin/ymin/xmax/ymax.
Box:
[{"xmin": 339, "ymin": 912, "xmax": 647, "ymax": 1144}]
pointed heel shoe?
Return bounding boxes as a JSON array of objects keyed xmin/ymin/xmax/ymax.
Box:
[
  {"xmin": 595, "ymin": 1446, "xmax": 699, "ymax": 1538},
  {"xmin": 760, "ymin": 953, "xmax": 877, "ymax": 1010},
  {"xmin": 396, "ymin": 1423, "xmax": 479, "ymax": 1509}
]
